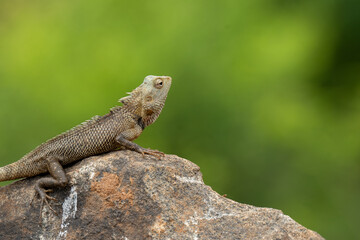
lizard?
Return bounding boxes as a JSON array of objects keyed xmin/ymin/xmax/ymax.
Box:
[{"xmin": 0, "ymin": 75, "xmax": 172, "ymax": 213}]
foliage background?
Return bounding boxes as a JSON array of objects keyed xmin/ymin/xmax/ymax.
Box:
[{"xmin": 0, "ymin": 0, "xmax": 359, "ymax": 239}]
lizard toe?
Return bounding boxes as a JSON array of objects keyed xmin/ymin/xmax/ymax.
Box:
[{"xmin": 143, "ymin": 149, "xmax": 165, "ymax": 159}]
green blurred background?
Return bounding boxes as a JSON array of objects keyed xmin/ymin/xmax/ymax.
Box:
[{"xmin": 0, "ymin": 0, "xmax": 359, "ymax": 239}]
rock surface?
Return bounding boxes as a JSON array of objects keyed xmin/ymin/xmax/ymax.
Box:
[{"xmin": 0, "ymin": 150, "xmax": 324, "ymax": 240}]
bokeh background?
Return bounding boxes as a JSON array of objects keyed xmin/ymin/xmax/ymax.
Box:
[{"xmin": 0, "ymin": 0, "xmax": 359, "ymax": 239}]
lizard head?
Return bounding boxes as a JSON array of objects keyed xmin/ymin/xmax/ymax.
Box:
[{"xmin": 120, "ymin": 75, "xmax": 172, "ymax": 127}]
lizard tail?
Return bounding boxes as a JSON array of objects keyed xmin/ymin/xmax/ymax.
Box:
[{"xmin": 0, "ymin": 161, "xmax": 44, "ymax": 182}]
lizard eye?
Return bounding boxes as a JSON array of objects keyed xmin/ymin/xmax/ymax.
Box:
[{"xmin": 154, "ymin": 79, "xmax": 163, "ymax": 89}]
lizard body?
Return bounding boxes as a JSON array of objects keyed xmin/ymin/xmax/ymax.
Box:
[{"xmin": 0, "ymin": 75, "xmax": 172, "ymax": 209}]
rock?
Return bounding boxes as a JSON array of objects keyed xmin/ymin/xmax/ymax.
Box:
[{"xmin": 0, "ymin": 150, "xmax": 324, "ymax": 240}]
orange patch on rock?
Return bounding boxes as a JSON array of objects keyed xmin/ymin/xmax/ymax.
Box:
[
  {"xmin": 90, "ymin": 172, "xmax": 134, "ymax": 209},
  {"xmin": 91, "ymin": 172, "xmax": 121, "ymax": 197}
]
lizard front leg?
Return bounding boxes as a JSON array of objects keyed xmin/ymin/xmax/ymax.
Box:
[
  {"xmin": 115, "ymin": 127, "xmax": 164, "ymax": 158},
  {"xmin": 35, "ymin": 156, "xmax": 68, "ymax": 215}
]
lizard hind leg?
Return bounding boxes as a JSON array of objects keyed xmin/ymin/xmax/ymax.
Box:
[{"xmin": 34, "ymin": 156, "xmax": 68, "ymax": 217}]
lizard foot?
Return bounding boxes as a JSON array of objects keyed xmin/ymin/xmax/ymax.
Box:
[
  {"xmin": 141, "ymin": 148, "xmax": 165, "ymax": 159},
  {"xmin": 38, "ymin": 190, "xmax": 59, "ymax": 218},
  {"xmin": 33, "ymin": 189, "xmax": 59, "ymax": 225}
]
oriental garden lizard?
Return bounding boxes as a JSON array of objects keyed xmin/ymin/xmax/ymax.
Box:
[{"xmin": 0, "ymin": 75, "xmax": 172, "ymax": 214}]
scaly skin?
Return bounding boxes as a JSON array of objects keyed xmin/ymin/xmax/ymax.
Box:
[{"xmin": 0, "ymin": 75, "xmax": 172, "ymax": 213}]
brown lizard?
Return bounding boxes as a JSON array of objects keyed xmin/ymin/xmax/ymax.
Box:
[{"xmin": 0, "ymin": 75, "xmax": 172, "ymax": 212}]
